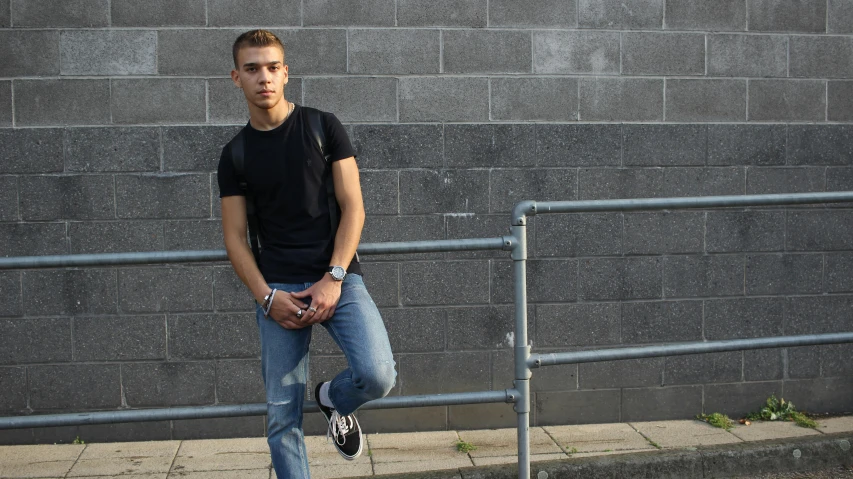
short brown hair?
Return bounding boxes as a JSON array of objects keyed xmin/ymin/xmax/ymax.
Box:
[{"xmin": 232, "ymin": 29, "xmax": 285, "ymax": 67}]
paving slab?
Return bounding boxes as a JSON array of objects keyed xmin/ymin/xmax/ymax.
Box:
[
  {"xmin": 470, "ymin": 453, "xmax": 566, "ymax": 466},
  {"xmin": 184, "ymin": 470, "xmax": 268, "ymax": 479},
  {"xmin": 367, "ymin": 431, "xmax": 463, "ymax": 463},
  {"xmin": 304, "ymin": 435, "xmax": 373, "ymax": 468},
  {"xmin": 171, "ymin": 438, "xmax": 270, "ymax": 473},
  {"xmin": 571, "ymin": 448, "xmax": 658, "ymax": 458},
  {"xmin": 67, "ymin": 456, "xmax": 173, "ymax": 477},
  {"xmin": 729, "ymin": 420, "xmax": 822, "ymax": 442},
  {"xmin": 78, "ymin": 441, "xmax": 180, "ymax": 459},
  {"xmin": 817, "ymin": 416, "xmax": 853, "ymax": 434},
  {"xmin": 544, "ymin": 422, "xmax": 654, "ymax": 453},
  {"xmin": 629, "ymin": 419, "xmax": 743, "ymax": 448},
  {"xmin": 457, "ymin": 427, "xmax": 561, "ymax": 457},
  {"xmin": 71, "ymin": 475, "xmax": 165, "ymax": 479},
  {"xmin": 0, "ymin": 444, "xmax": 84, "ymax": 479},
  {"xmin": 372, "ymin": 458, "xmax": 471, "ymax": 476},
  {"xmin": 309, "ymin": 463, "xmax": 374, "ymax": 479}
]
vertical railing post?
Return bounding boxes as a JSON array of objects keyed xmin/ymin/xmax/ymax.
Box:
[{"xmin": 511, "ymin": 202, "xmax": 533, "ymax": 479}]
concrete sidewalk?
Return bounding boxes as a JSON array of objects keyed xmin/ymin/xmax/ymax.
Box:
[{"xmin": 0, "ymin": 416, "xmax": 851, "ymax": 479}]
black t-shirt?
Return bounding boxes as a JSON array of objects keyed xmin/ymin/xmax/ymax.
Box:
[{"xmin": 217, "ymin": 104, "xmax": 362, "ymax": 283}]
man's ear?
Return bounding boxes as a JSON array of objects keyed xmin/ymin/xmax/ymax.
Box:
[{"xmin": 231, "ymin": 69, "xmax": 242, "ymax": 88}]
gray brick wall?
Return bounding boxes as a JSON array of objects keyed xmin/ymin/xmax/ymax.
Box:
[{"xmin": 0, "ymin": 0, "xmax": 852, "ymax": 445}]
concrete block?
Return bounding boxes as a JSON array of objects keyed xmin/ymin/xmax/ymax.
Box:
[
  {"xmin": 579, "ymin": 78, "xmax": 663, "ymax": 121},
  {"xmin": 163, "ymin": 126, "xmax": 242, "ymax": 172},
  {"xmin": 788, "ymin": 210, "xmax": 853, "ymax": 251},
  {"xmin": 536, "ymin": 303, "xmax": 619, "ymax": 347},
  {"xmin": 819, "ymin": 343, "xmax": 853, "ymax": 377},
  {"xmin": 112, "ymin": 79, "xmax": 206, "ymax": 124},
  {"xmin": 401, "ymin": 261, "xmax": 489, "ymax": 305},
  {"xmin": 29, "ymin": 364, "xmax": 120, "ymax": 410},
  {"xmin": 624, "ymin": 212, "xmax": 704, "ymax": 254},
  {"xmin": 382, "ymin": 308, "xmax": 445, "ymax": 353},
  {"xmin": 0, "ymin": 81, "xmax": 10, "ymax": 127},
  {"xmin": 0, "ymin": 128, "xmax": 63, "ymax": 173},
  {"xmin": 829, "ymin": 81, "xmax": 853, "ymax": 121},
  {"xmin": 784, "ymin": 295, "xmax": 853, "ymax": 335},
  {"xmin": 622, "ymin": 32, "xmax": 705, "ymax": 75},
  {"xmin": 0, "ymin": 178, "xmax": 15, "ymax": 220},
  {"xmin": 445, "ymin": 213, "xmax": 514, "ymax": 260},
  {"xmin": 304, "ymin": 0, "xmax": 394, "ymax": 25},
  {"xmin": 788, "ymin": 345, "xmax": 822, "ymax": 378},
  {"xmin": 579, "ymin": 357, "xmax": 664, "ymax": 388},
  {"xmin": 490, "ymin": 77, "xmax": 578, "ymax": 121},
  {"xmin": 11, "ymin": 0, "xmax": 108, "ymax": 26},
  {"xmin": 492, "ymin": 259, "xmax": 578, "ymax": 303},
  {"xmin": 536, "ymin": 124, "xmax": 620, "ymax": 168},
  {"xmin": 666, "ymin": 0, "xmax": 746, "ymax": 30},
  {"xmin": 397, "ymin": 0, "xmax": 486, "ymax": 26},
  {"xmin": 623, "ymin": 124, "xmax": 706, "ymax": 166},
  {"xmin": 213, "ymin": 266, "xmax": 253, "ymax": 312},
  {"xmin": 787, "ymin": 125, "xmax": 853, "ymax": 166},
  {"xmin": 706, "ymin": 211, "xmax": 785, "ymax": 253},
  {"xmin": 446, "ymin": 305, "xmax": 515, "ymax": 350},
  {"xmin": 442, "ymin": 30, "xmax": 531, "ymax": 73},
  {"xmin": 784, "ymin": 377, "xmax": 853, "ymax": 414},
  {"xmin": 360, "ymin": 170, "xmax": 398, "ymax": 215},
  {"xmin": 0, "ymin": 318, "xmax": 71, "ymax": 365},
  {"xmin": 359, "ymin": 262, "xmax": 399, "ymax": 307},
  {"xmin": 303, "ymin": 77, "xmax": 396, "ymax": 122},
  {"xmin": 578, "ymin": 256, "xmax": 662, "ymax": 301},
  {"xmin": 490, "ymin": 168, "xmax": 576, "ymax": 213},
  {"xmin": 578, "ymin": 167, "xmax": 665, "ymax": 200},
  {"xmin": 622, "ymin": 300, "xmax": 703, "ymax": 343},
  {"xmin": 116, "ymin": 174, "xmax": 210, "ymax": 219},
  {"xmin": 352, "ymin": 124, "xmax": 443, "ymax": 169},
  {"xmin": 0, "ymin": 223, "xmax": 66, "ymax": 257},
  {"xmin": 157, "ymin": 29, "xmax": 239, "ymax": 76},
  {"xmin": 0, "ymin": 0, "xmax": 8, "ymax": 26},
  {"xmin": 21, "ymin": 269, "xmax": 117, "ymax": 316},
  {"xmin": 349, "ymin": 29, "xmax": 439, "ymax": 74},
  {"xmin": 622, "ymin": 385, "xmax": 703, "ymax": 421},
  {"xmin": 696, "ymin": 380, "xmax": 778, "ymax": 421},
  {"xmin": 744, "ymin": 349, "xmax": 784, "ymax": 381},
  {"xmin": 399, "ymin": 169, "xmax": 489, "ymax": 214},
  {"xmin": 111, "ymin": 0, "xmax": 205, "ymax": 26},
  {"xmin": 216, "ymin": 360, "xmax": 264, "ymax": 403},
  {"xmin": 708, "ymin": 33, "xmax": 788, "ymax": 77},
  {"xmin": 490, "ymin": 0, "xmax": 576, "ymax": 26},
  {"xmin": 361, "ymin": 215, "xmax": 444, "ymax": 261},
  {"xmin": 661, "ymin": 167, "xmax": 745, "ymax": 197},
  {"xmin": 578, "ymin": 0, "xmax": 663, "ymax": 28},
  {"xmin": 746, "ymin": 167, "xmax": 824, "ymax": 194},
  {"xmin": 536, "ymin": 390, "xmax": 621, "ymax": 425},
  {"xmin": 19, "ymin": 175, "xmax": 114, "ymax": 221},
  {"xmin": 533, "ymin": 31, "xmax": 620, "ymax": 74},
  {"xmin": 118, "ymin": 266, "xmax": 213, "ymax": 313},
  {"xmin": 827, "ymin": 167, "xmax": 853, "ymax": 192},
  {"xmin": 208, "ymin": 0, "xmax": 300, "ymax": 26},
  {"xmin": 829, "ymin": 0, "xmax": 853, "ymax": 33},
  {"xmin": 746, "ymin": 253, "xmax": 823, "ymax": 295},
  {"xmin": 748, "ymin": 79, "xmax": 826, "ymax": 121},
  {"xmin": 400, "ymin": 352, "xmax": 490, "ymax": 395},
  {"xmin": 0, "ymin": 31, "xmax": 59, "ymax": 76},
  {"xmin": 664, "ymin": 352, "xmax": 742, "ymax": 385},
  {"xmin": 169, "ymin": 313, "xmax": 259, "ymax": 359},
  {"xmin": 450, "ymin": 403, "xmax": 517, "ymax": 430},
  {"xmin": 65, "ymin": 127, "xmax": 160, "ymax": 172},
  {"xmin": 399, "ymin": 77, "xmax": 489, "ymax": 121},
  {"xmin": 123, "ymin": 362, "xmax": 216, "ymax": 407},
  {"xmin": 0, "ymin": 272, "xmax": 21, "ymax": 318},
  {"xmin": 663, "ymin": 255, "xmax": 745, "ymax": 298},
  {"xmin": 445, "ymin": 124, "xmax": 535, "ymax": 168},
  {"xmin": 535, "ymin": 213, "xmax": 621, "ymax": 257},
  {"xmin": 666, "ymin": 79, "xmax": 746, "ymax": 122},
  {"xmin": 708, "ymin": 124, "xmax": 786, "ymax": 166},
  {"xmin": 74, "ymin": 315, "xmax": 166, "ymax": 361},
  {"xmin": 69, "ymin": 221, "xmax": 164, "ymax": 254},
  {"xmin": 60, "ymin": 30, "xmax": 156, "ymax": 76},
  {"xmin": 165, "ymin": 220, "xmax": 221, "ymax": 252},
  {"xmin": 15, "ymin": 79, "xmax": 109, "ymax": 126},
  {"xmin": 748, "ymin": 0, "xmax": 827, "ymax": 32},
  {"xmin": 0, "ymin": 367, "xmax": 26, "ymax": 413},
  {"xmin": 790, "ymin": 36, "xmax": 853, "ymax": 78},
  {"xmin": 826, "ymin": 252, "xmax": 853, "ymax": 293},
  {"xmin": 494, "ymin": 350, "xmax": 577, "ymax": 392},
  {"xmin": 357, "ymin": 406, "xmax": 447, "ymax": 433}
]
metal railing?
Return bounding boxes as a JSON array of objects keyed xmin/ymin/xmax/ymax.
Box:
[{"xmin": 2, "ymin": 191, "xmax": 853, "ymax": 479}]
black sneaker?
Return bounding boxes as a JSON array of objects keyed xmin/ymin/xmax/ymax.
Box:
[{"xmin": 314, "ymin": 382, "xmax": 363, "ymax": 460}]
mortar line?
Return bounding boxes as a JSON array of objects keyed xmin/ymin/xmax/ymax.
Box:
[
  {"xmin": 825, "ymin": 80, "xmax": 828, "ymax": 121},
  {"xmin": 439, "ymin": 30, "xmax": 444, "ymax": 73},
  {"xmin": 745, "ymin": 0, "xmax": 749, "ymax": 30},
  {"xmin": 745, "ymin": 79, "xmax": 749, "ymax": 120},
  {"xmin": 204, "ymin": 0, "xmax": 209, "ymax": 26},
  {"xmin": 205, "ymin": 81, "xmax": 210, "ymax": 123},
  {"xmin": 826, "ymin": 0, "xmax": 830, "ymax": 33},
  {"xmin": 393, "ymin": 0, "xmax": 397, "ymax": 27},
  {"xmin": 345, "ymin": 28, "xmax": 350, "ymax": 74},
  {"xmin": 486, "ymin": 0, "xmax": 489, "ymax": 27},
  {"xmin": 576, "ymin": 78, "xmax": 580, "ymax": 120},
  {"xmin": 704, "ymin": 34, "xmax": 708, "ymax": 76},
  {"xmin": 107, "ymin": 0, "xmax": 112, "ymax": 27},
  {"xmin": 786, "ymin": 35, "xmax": 790, "ymax": 77},
  {"xmin": 662, "ymin": 0, "xmax": 667, "ymax": 28},
  {"xmin": 10, "ymin": 80, "xmax": 15, "ymax": 127},
  {"xmin": 662, "ymin": 78, "xmax": 666, "ymax": 121}
]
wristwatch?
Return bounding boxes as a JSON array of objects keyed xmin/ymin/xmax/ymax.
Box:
[{"xmin": 328, "ymin": 265, "xmax": 346, "ymax": 281}]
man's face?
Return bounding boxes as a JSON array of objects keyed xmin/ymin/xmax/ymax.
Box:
[{"xmin": 231, "ymin": 45, "xmax": 288, "ymax": 111}]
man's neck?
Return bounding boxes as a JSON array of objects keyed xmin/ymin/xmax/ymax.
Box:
[{"xmin": 248, "ymin": 99, "xmax": 291, "ymax": 131}]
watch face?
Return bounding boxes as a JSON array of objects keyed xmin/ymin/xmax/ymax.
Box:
[{"xmin": 331, "ymin": 266, "xmax": 346, "ymax": 280}]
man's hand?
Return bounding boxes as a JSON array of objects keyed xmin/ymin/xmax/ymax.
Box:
[
  {"xmin": 290, "ymin": 275, "xmax": 342, "ymax": 324},
  {"xmin": 267, "ymin": 291, "xmax": 310, "ymax": 330}
]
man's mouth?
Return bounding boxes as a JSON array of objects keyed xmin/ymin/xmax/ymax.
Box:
[{"xmin": 259, "ymin": 90, "xmax": 274, "ymax": 96}]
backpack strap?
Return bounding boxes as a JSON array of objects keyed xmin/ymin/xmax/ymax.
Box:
[
  {"xmin": 304, "ymin": 108, "xmax": 340, "ymax": 243},
  {"xmin": 229, "ymin": 128, "xmax": 262, "ymax": 265}
]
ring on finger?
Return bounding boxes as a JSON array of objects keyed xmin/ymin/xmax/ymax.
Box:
[
  {"xmin": 308, "ymin": 307, "xmax": 317, "ymax": 313},
  {"xmin": 296, "ymin": 309, "xmax": 303, "ymax": 319}
]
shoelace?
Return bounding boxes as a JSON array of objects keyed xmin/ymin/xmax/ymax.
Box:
[{"xmin": 327, "ymin": 410, "xmax": 354, "ymax": 446}]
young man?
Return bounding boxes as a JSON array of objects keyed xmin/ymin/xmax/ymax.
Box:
[{"xmin": 217, "ymin": 30, "xmax": 396, "ymax": 477}]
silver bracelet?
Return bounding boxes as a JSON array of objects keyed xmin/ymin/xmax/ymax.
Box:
[{"xmin": 263, "ymin": 288, "xmax": 277, "ymax": 317}]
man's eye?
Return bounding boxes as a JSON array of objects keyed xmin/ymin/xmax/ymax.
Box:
[{"xmin": 270, "ymin": 66, "xmax": 279, "ymax": 71}]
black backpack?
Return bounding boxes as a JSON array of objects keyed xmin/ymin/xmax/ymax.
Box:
[{"xmin": 227, "ymin": 107, "xmax": 338, "ymax": 264}]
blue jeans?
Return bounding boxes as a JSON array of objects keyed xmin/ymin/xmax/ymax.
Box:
[{"xmin": 256, "ymin": 274, "xmax": 396, "ymax": 479}]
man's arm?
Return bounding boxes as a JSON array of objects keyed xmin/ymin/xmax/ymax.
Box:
[{"xmin": 220, "ymin": 195, "xmax": 306, "ymax": 329}]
